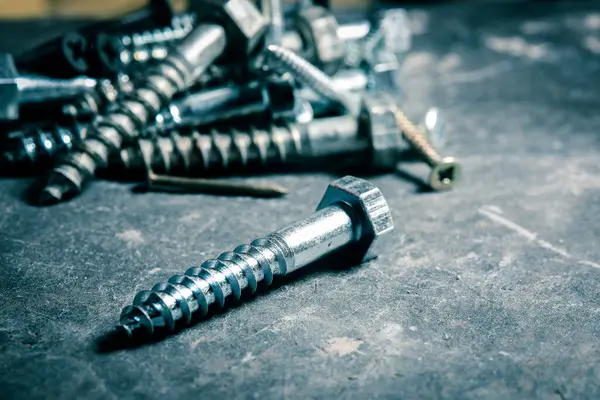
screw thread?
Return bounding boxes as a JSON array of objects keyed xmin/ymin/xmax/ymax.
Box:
[
  {"xmin": 38, "ymin": 53, "xmax": 194, "ymax": 204},
  {"xmin": 119, "ymin": 235, "xmax": 289, "ymax": 336},
  {"xmin": 119, "ymin": 14, "xmax": 196, "ymax": 66},
  {"xmin": 394, "ymin": 108, "xmax": 441, "ymax": 165},
  {"xmin": 264, "ymin": 44, "xmax": 359, "ymax": 115},
  {"xmin": 117, "ymin": 122, "xmax": 304, "ymax": 175},
  {"xmin": 61, "ymin": 78, "xmax": 128, "ymax": 120},
  {"xmin": 1, "ymin": 124, "xmax": 86, "ymax": 168}
]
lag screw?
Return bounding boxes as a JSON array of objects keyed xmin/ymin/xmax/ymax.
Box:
[
  {"xmin": 117, "ymin": 175, "xmax": 393, "ymax": 338},
  {"xmin": 263, "ymin": 44, "xmax": 360, "ymax": 116}
]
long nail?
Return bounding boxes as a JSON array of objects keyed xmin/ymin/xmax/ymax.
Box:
[{"xmin": 145, "ymin": 172, "xmax": 289, "ymax": 198}]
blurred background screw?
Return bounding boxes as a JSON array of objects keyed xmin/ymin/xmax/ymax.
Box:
[
  {"xmin": 151, "ymin": 75, "xmax": 297, "ymax": 132},
  {"xmin": 262, "ymin": 0, "xmax": 285, "ymax": 46},
  {"xmin": 394, "ymin": 108, "xmax": 460, "ymax": 190},
  {"xmin": 37, "ymin": 24, "xmax": 230, "ymax": 204},
  {"xmin": 118, "ymin": 13, "xmax": 196, "ymax": 68},
  {"xmin": 264, "ymin": 44, "xmax": 360, "ymax": 116},
  {"xmin": 111, "ymin": 94, "xmax": 437, "ymax": 178}
]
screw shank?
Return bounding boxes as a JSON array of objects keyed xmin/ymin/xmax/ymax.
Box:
[
  {"xmin": 16, "ymin": 75, "xmax": 97, "ymax": 104},
  {"xmin": 271, "ymin": 204, "xmax": 357, "ymax": 272},
  {"xmin": 394, "ymin": 108, "xmax": 441, "ymax": 165},
  {"xmin": 304, "ymin": 114, "xmax": 369, "ymax": 158}
]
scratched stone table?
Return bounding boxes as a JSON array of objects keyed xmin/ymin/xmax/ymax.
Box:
[{"xmin": 2, "ymin": 1, "xmax": 600, "ymax": 399}]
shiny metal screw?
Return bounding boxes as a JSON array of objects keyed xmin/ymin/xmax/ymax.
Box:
[
  {"xmin": 112, "ymin": 94, "xmax": 439, "ymax": 178},
  {"xmin": 394, "ymin": 108, "xmax": 460, "ymax": 190},
  {"xmin": 38, "ymin": 0, "xmax": 268, "ymax": 204},
  {"xmin": 119, "ymin": 13, "xmax": 196, "ymax": 66},
  {"xmin": 264, "ymin": 44, "xmax": 360, "ymax": 116},
  {"xmin": 117, "ymin": 175, "xmax": 393, "ymax": 338},
  {"xmin": 151, "ymin": 76, "xmax": 297, "ymax": 132}
]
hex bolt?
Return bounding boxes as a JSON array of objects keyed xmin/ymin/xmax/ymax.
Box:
[
  {"xmin": 37, "ymin": 0, "xmax": 267, "ymax": 204},
  {"xmin": 111, "ymin": 94, "xmax": 438, "ymax": 178},
  {"xmin": 264, "ymin": 44, "xmax": 360, "ymax": 116},
  {"xmin": 394, "ymin": 108, "xmax": 460, "ymax": 190},
  {"xmin": 0, "ymin": 53, "xmax": 110, "ymax": 121},
  {"xmin": 117, "ymin": 175, "xmax": 393, "ymax": 338}
]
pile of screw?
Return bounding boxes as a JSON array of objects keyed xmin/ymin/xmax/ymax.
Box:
[{"xmin": 0, "ymin": 0, "xmax": 460, "ymax": 204}]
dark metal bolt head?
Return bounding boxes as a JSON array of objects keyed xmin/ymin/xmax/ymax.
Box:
[{"xmin": 317, "ymin": 175, "xmax": 393, "ymax": 262}]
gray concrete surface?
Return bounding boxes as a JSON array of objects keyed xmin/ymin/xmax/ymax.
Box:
[{"xmin": 1, "ymin": 1, "xmax": 600, "ymax": 398}]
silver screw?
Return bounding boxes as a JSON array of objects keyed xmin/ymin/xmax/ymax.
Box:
[
  {"xmin": 264, "ymin": 44, "xmax": 360, "ymax": 116},
  {"xmin": 151, "ymin": 76, "xmax": 297, "ymax": 131},
  {"xmin": 117, "ymin": 175, "xmax": 393, "ymax": 338},
  {"xmin": 38, "ymin": 0, "xmax": 268, "ymax": 204},
  {"xmin": 112, "ymin": 94, "xmax": 434, "ymax": 177},
  {"xmin": 394, "ymin": 108, "xmax": 460, "ymax": 190},
  {"xmin": 37, "ymin": 24, "xmax": 229, "ymax": 204}
]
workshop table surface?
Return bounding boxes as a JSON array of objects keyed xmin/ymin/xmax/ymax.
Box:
[{"xmin": 2, "ymin": 1, "xmax": 600, "ymax": 399}]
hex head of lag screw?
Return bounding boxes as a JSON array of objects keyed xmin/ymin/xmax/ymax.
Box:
[
  {"xmin": 37, "ymin": 0, "xmax": 268, "ymax": 205},
  {"xmin": 118, "ymin": 13, "xmax": 197, "ymax": 67},
  {"xmin": 282, "ymin": 5, "xmax": 346, "ymax": 76},
  {"xmin": 117, "ymin": 175, "xmax": 393, "ymax": 338},
  {"xmin": 150, "ymin": 68, "xmax": 371, "ymax": 135}
]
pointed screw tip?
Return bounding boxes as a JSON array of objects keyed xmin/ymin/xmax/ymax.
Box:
[{"xmin": 37, "ymin": 186, "xmax": 64, "ymax": 205}]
